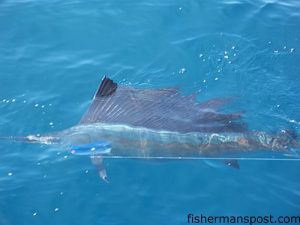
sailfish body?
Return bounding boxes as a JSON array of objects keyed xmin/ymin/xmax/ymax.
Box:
[{"xmin": 6, "ymin": 76, "xmax": 299, "ymax": 181}]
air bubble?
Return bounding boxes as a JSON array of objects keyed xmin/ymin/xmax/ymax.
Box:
[{"xmin": 178, "ymin": 68, "xmax": 186, "ymax": 74}]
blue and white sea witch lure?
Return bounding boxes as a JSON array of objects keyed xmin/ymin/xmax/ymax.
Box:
[
  {"xmin": 2, "ymin": 76, "xmax": 299, "ymax": 181},
  {"xmin": 70, "ymin": 141, "xmax": 112, "ymax": 156}
]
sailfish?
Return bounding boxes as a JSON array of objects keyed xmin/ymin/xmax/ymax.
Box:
[{"xmin": 2, "ymin": 76, "xmax": 299, "ymax": 181}]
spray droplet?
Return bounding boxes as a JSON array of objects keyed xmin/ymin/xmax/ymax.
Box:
[{"xmin": 178, "ymin": 68, "xmax": 186, "ymax": 74}]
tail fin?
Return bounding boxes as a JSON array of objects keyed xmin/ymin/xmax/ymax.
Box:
[{"xmin": 277, "ymin": 129, "xmax": 299, "ymax": 149}]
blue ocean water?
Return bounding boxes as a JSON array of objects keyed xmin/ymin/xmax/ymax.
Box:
[{"xmin": 0, "ymin": 0, "xmax": 300, "ymax": 224}]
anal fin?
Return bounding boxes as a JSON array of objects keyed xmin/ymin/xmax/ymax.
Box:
[
  {"xmin": 224, "ymin": 159, "xmax": 240, "ymax": 169},
  {"xmin": 90, "ymin": 156, "xmax": 109, "ymax": 183}
]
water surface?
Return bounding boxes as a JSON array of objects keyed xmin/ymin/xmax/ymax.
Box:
[{"xmin": 0, "ymin": 0, "xmax": 300, "ymax": 224}]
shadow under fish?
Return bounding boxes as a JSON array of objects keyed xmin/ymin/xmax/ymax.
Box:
[{"xmin": 2, "ymin": 76, "xmax": 299, "ymax": 182}]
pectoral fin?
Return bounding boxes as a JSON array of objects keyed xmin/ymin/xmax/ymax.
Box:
[
  {"xmin": 224, "ymin": 159, "xmax": 240, "ymax": 169},
  {"xmin": 90, "ymin": 156, "xmax": 109, "ymax": 183}
]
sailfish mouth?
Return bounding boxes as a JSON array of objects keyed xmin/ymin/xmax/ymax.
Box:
[{"xmin": 25, "ymin": 135, "xmax": 61, "ymax": 144}]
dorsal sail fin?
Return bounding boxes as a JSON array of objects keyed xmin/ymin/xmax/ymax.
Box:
[
  {"xmin": 80, "ymin": 76, "xmax": 247, "ymax": 133},
  {"xmin": 198, "ymin": 98, "xmax": 233, "ymax": 110},
  {"xmin": 94, "ymin": 76, "xmax": 117, "ymax": 98}
]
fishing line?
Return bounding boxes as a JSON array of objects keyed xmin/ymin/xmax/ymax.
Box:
[{"xmin": 98, "ymin": 156, "xmax": 300, "ymax": 161}]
